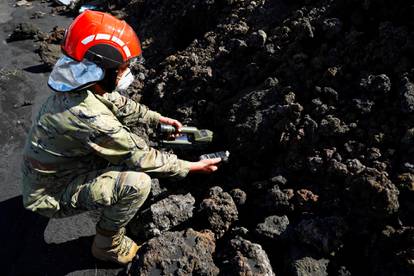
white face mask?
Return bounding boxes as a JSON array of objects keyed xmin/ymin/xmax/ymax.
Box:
[{"xmin": 116, "ymin": 68, "xmax": 134, "ymax": 91}]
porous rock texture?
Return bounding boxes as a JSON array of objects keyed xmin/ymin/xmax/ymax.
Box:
[
  {"xmin": 199, "ymin": 186, "xmax": 239, "ymax": 239},
  {"xmin": 218, "ymin": 236, "xmax": 276, "ymax": 276},
  {"xmin": 293, "ymin": 216, "xmax": 348, "ymax": 255},
  {"xmin": 129, "ymin": 193, "xmax": 195, "ymax": 239},
  {"xmin": 32, "ymin": 0, "xmax": 414, "ymax": 274},
  {"xmin": 285, "ymin": 246, "xmax": 330, "ymax": 276},
  {"xmin": 129, "ymin": 228, "xmax": 219, "ymax": 275},
  {"xmin": 289, "ymin": 256, "xmax": 329, "ymax": 276},
  {"xmin": 255, "ymin": 215, "xmax": 290, "ymax": 241}
]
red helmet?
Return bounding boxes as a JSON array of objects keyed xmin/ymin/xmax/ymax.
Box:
[{"xmin": 62, "ymin": 10, "xmax": 142, "ymax": 69}]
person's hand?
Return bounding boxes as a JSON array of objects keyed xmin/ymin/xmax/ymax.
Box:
[
  {"xmin": 159, "ymin": 116, "xmax": 183, "ymax": 135},
  {"xmin": 189, "ymin": 158, "xmax": 222, "ymax": 173}
]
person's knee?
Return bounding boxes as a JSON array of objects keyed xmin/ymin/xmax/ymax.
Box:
[{"xmin": 117, "ymin": 171, "xmax": 151, "ymax": 200}]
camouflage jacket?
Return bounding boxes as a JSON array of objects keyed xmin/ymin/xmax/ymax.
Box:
[{"xmin": 22, "ymin": 90, "xmax": 191, "ymax": 216}]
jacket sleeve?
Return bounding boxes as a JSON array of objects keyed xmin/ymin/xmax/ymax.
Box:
[
  {"xmin": 95, "ymin": 91, "xmax": 162, "ymax": 127},
  {"xmin": 83, "ymin": 110, "xmax": 191, "ymax": 179}
]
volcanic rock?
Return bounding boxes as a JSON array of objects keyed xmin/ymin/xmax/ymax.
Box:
[
  {"xmin": 322, "ymin": 18, "xmax": 342, "ymax": 38},
  {"xmin": 130, "ymin": 193, "xmax": 195, "ymax": 239},
  {"xmin": 286, "ymin": 245, "xmax": 330, "ymax": 276},
  {"xmin": 261, "ymin": 184, "xmax": 294, "ymax": 214},
  {"xmin": 199, "ymin": 186, "xmax": 238, "ymax": 238},
  {"xmin": 229, "ymin": 188, "xmax": 247, "ymax": 207},
  {"xmin": 345, "ymin": 168, "xmax": 399, "ymax": 222},
  {"xmin": 255, "ymin": 215, "xmax": 289, "ymax": 241},
  {"xmin": 289, "ymin": 256, "xmax": 329, "ymax": 276},
  {"xmin": 368, "ymin": 226, "xmax": 414, "ymax": 276},
  {"xmin": 360, "ymin": 74, "xmax": 391, "ymax": 94},
  {"xmin": 218, "ymin": 237, "xmax": 275, "ymax": 276},
  {"xmin": 396, "ymin": 173, "xmax": 414, "ymax": 224},
  {"xmin": 294, "ymin": 216, "xmax": 348, "ymax": 255},
  {"xmin": 291, "ymin": 189, "xmax": 319, "ymax": 212},
  {"xmin": 38, "ymin": 42, "xmax": 61, "ymax": 69},
  {"xmin": 148, "ymin": 178, "xmax": 168, "ymax": 203},
  {"xmin": 7, "ymin": 23, "xmax": 39, "ymax": 42},
  {"xmin": 129, "ymin": 228, "xmax": 219, "ymax": 275},
  {"xmin": 400, "ymin": 77, "xmax": 414, "ymax": 113}
]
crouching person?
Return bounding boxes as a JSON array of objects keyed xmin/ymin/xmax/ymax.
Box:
[{"xmin": 21, "ymin": 10, "xmax": 221, "ymax": 265}]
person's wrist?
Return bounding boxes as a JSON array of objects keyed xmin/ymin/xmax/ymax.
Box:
[
  {"xmin": 159, "ymin": 116, "xmax": 169, "ymax": 124},
  {"xmin": 189, "ymin": 161, "xmax": 202, "ymax": 172}
]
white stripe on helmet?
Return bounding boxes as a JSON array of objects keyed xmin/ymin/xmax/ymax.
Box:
[
  {"xmin": 95, "ymin": 33, "xmax": 111, "ymax": 40},
  {"xmin": 123, "ymin": 45, "xmax": 131, "ymax": 58},
  {"xmin": 81, "ymin": 34, "xmax": 132, "ymax": 58},
  {"xmin": 111, "ymin": 36, "xmax": 125, "ymax": 47},
  {"xmin": 81, "ymin": 35, "xmax": 95, "ymax": 45}
]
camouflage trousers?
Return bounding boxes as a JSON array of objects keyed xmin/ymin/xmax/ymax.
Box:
[{"xmin": 54, "ymin": 167, "xmax": 151, "ymax": 231}]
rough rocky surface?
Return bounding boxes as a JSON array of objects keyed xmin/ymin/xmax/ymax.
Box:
[
  {"xmin": 37, "ymin": 27, "xmax": 66, "ymax": 68},
  {"xmin": 289, "ymin": 256, "xmax": 329, "ymax": 276},
  {"xmin": 255, "ymin": 215, "xmax": 290, "ymax": 241},
  {"xmin": 7, "ymin": 22, "xmax": 39, "ymax": 42},
  {"xmin": 368, "ymin": 226, "xmax": 414, "ymax": 276},
  {"xmin": 129, "ymin": 193, "xmax": 195, "ymax": 239},
  {"xmin": 129, "ymin": 228, "xmax": 219, "ymax": 276},
  {"xmin": 345, "ymin": 168, "xmax": 399, "ymax": 223},
  {"xmin": 294, "ymin": 216, "xmax": 348, "ymax": 255},
  {"xmin": 218, "ymin": 236, "xmax": 276, "ymax": 276},
  {"xmin": 199, "ymin": 186, "xmax": 239, "ymax": 239},
  {"xmin": 285, "ymin": 246, "xmax": 331, "ymax": 276}
]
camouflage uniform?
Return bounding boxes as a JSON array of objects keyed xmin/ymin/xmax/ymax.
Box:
[{"xmin": 22, "ymin": 90, "xmax": 191, "ymax": 231}]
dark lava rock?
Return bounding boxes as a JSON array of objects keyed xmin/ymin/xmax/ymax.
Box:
[
  {"xmin": 360, "ymin": 74, "xmax": 391, "ymax": 94},
  {"xmin": 129, "ymin": 228, "xmax": 219, "ymax": 275},
  {"xmin": 270, "ymin": 175, "xmax": 288, "ymax": 186},
  {"xmin": 401, "ymin": 127, "xmax": 414, "ymax": 147},
  {"xmin": 396, "ymin": 173, "xmax": 414, "ymax": 224},
  {"xmin": 38, "ymin": 42, "xmax": 61, "ymax": 69},
  {"xmin": 319, "ymin": 115, "xmax": 349, "ymax": 137},
  {"xmin": 255, "ymin": 215, "xmax": 289, "ymax": 241},
  {"xmin": 148, "ymin": 178, "xmax": 168, "ymax": 202},
  {"xmin": 130, "ymin": 193, "xmax": 195, "ymax": 239},
  {"xmin": 229, "ymin": 188, "xmax": 247, "ymax": 207},
  {"xmin": 322, "ymin": 18, "xmax": 342, "ymax": 38},
  {"xmin": 286, "ymin": 246, "xmax": 329, "ymax": 276},
  {"xmin": 368, "ymin": 226, "xmax": 414, "ymax": 276},
  {"xmin": 218, "ymin": 237, "xmax": 275, "ymax": 276},
  {"xmin": 336, "ymin": 266, "xmax": 352, "ymax": 276},
  {"xmin": 289, "ymin": 256, "xmax": 329, "ymax": 276},
  {"xmin": 294, "ymin": 216, "xmax": 348, "ymax": 255},
  {"xmin": 400, "ymin": 77, "xmax": 414, "ymax": 113},
  {"xmin": 352, "ymin": 98, "xmax": 375, "ymax": 114},
  {"xmin": 346, "ymin": 158, "xmax": 366, "ymax": 175},
  {"xmin": 345, "ymin": 168, "xmax": 399, "ymax": 222},
  {"xmin": 36, "ymin": 26, "xmax": 66, "ymax": 69},
  {"xmin": 7, "ymin": 23, "xmax": 39, "ymax": 42},
  {"xmin": 291, "ymin": 189, "xmax": 319, "ymax": 213},
  {"xmin": 248, "ymin": 29, "xmax": 267, "ymax": 48},
  {"xmin": 41, "ymin": 26, "xmax": 65, "ymax": 44},
  {"xmin": 261, "ymin": 184, "xmax": 294, "ymax": 214},
  {"xmin": 199, "ymin": 186, "xmax": 238, "ymax": 238}
]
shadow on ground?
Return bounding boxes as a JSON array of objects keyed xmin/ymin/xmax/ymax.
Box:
[{"xmin": 0, "ymin": 196, "xmax": 124, "ymax": 276}]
